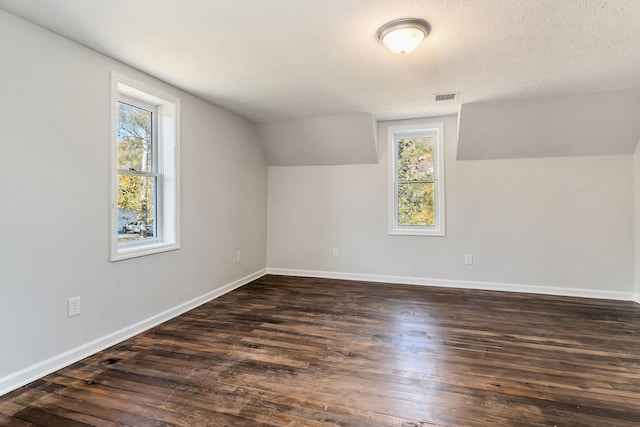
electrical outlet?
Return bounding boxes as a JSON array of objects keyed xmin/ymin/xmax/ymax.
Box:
[
  {"xmin": 332, "ymin": 248, "xmax": 339, "ymax": 258},
  {"xmin": 68, "ymin": 297, "xmax": 81, "ymax": 317},
  {"xmin": 465, "ymin": 254, "xmax": 473, "ymax": 265},
  {"xmin": 236, "ymin": 251, "xmax": 241, "ymax": 263}
]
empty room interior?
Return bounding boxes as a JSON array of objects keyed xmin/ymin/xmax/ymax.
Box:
[{"xmin": 1, "ymin": 1, "xmax": 640, "ymax": 426}]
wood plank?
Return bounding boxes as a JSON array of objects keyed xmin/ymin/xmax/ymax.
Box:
[{"xmin": 1, "ymin": 275, "xmax": 640, "ymax": 426}]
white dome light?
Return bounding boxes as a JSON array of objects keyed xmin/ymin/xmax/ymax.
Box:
[{"xmin": 377, "ymin": 18, "xmax": 431, "ymax": 54}]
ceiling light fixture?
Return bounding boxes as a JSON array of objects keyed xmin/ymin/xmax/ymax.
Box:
[{"xmin": 377, "ymin": 18, "xmax": 431, "ymax": 54}]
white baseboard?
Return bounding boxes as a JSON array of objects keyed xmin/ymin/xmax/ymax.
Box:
[
  {"xmin": 3, "ymin": 267, "xmax": 633, "ymax": 397},
  {"xmin": 267, "ymin": 268, "xmax": 635, "ymax": 301},
  {"xmin": 0, "ymin": 269, "xmax": 266, "ymax": 397}
]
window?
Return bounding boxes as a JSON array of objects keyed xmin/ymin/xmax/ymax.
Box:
[
  {"xmin": 110, "ymin": 73, "xmax": 180, "ymax": 261},
  {"xmin": 388, "ymin": 123, "xmax": 445, "ymax": 236}
]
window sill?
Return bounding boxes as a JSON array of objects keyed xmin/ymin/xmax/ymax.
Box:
[
  {"xmin": 389, "ymin": 228, "xmax": 446, "ymax": 237},
  {"xmin": 111, "ymin": 241, "xmax": 180, "ymax": 262}
]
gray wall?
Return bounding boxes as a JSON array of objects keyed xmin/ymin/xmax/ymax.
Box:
[
  {"xmin": 0, "ymin": 10, "xmax": 267, "ymax": 389},
  {"xmin": 457, "ymin": 92, "xmax": 640, "ymax": 160},
  {"xmin": 257, "ymin": 114, "xmax": 378, "ymax": 166},
  {"xmin": 267, "ymin": 116, "xmax": 635, "ymax": 297}
]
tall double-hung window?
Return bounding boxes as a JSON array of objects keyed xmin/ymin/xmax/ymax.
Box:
[
  {"xmin": 110, "ymin": 73, "xmax": 180, "ymax": 261},
  {"xmin": 388, "ymin": 123, "xmax": 445, "ymax": 236}
]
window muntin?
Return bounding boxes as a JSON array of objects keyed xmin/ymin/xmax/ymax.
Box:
[
  {"xmin": 389, "ymin": 124, "xmax": 445, "ymax": 236},
  {"xmin": 111, "ymin": 73, "xmax": 180, "ymax": 261}
]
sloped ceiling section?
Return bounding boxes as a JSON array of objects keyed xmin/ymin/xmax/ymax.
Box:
[
  {"xmin": 257, "ymin": 113, "xmax": 378, "ymax": 166},
  {"xmin": 457, "ymin": 89, "xmax": 640, "ymax": 160}
]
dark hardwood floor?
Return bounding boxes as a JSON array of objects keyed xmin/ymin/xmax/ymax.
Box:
[{"xmin": 2, "ymin": 275, "xmax": 640, "ymax": 426}]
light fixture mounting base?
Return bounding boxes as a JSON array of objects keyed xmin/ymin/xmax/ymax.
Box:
[{"xmin": 376, "ymin": 18, "xmax": 431, "ymax": 42}]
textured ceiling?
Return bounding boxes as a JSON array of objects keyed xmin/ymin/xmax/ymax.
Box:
[{"xmin": 1, "ymin": 0, "xmax": 639, "ymax": 123}]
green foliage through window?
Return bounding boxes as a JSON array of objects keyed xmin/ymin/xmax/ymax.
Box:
[
  {"xmin": 117, "ymin": 100, "xmax": 156, "ymax": 242},
  {"xmin": 396, "ymin": 136, "xmax": 435, "ymax": 227}
]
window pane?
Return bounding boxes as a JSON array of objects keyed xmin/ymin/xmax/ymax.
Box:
[
  {"xmin": 397, "ymin": 136, "xmax": 434, "ymax": 181},
  {"xmin": 117, "ymin": 174, "xmax": 156, "ymax": 242},
  {"xmin": 118, "ymin": 102, "xmax": 153, "ymax": 172},
  {"xmin": 398, "ymin": 182, "xmax": 435, "ymax": 226}
]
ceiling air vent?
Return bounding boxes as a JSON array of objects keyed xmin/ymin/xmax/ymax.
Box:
[{"xmin": 434, "ymin": 92, "xmax": 459, "ymax": 102}]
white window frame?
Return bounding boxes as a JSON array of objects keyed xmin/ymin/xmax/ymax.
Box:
[
  {"xmin": 388, "ymin": 122, "xmax": 445, "ymax": 236},
  {"xmin": 110, "ymin": 72, "xmax": 180, "ymax": 261}
]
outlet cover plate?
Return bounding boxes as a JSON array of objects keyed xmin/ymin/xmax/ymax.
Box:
[{"xmin": 68, "ymin": 297, "xmax": 81, "ymax": 317}]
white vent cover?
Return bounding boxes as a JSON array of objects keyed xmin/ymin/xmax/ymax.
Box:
[{"xmin": 435, "ymin": 92, "xmax": 459, "ymax": 101}]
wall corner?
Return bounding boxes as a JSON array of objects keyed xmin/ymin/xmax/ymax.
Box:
[{"xmin": 633, "ymin": 140, "xmax": 640, "ymax": 301}]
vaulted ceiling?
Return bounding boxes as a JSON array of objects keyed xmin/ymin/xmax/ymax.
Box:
[
  {"xmin": 2, "ymin": 0, "xmax": 640, "ymax": 123},
  {"xmin": 2, "ymin": 0, "xmax": 640, "ymax": 164}
]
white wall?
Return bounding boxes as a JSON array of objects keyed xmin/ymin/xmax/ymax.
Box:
[
  {"xmin": 268, "ymin": 116, "xmax": 635, "ymax": 298},
  {"xmin": 0, "ymin": 11, "xmax": 267, "ymax": 392},
  {"xmin": 634, "ymin": 142, "xmax": 640, "ymax": 302}
]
